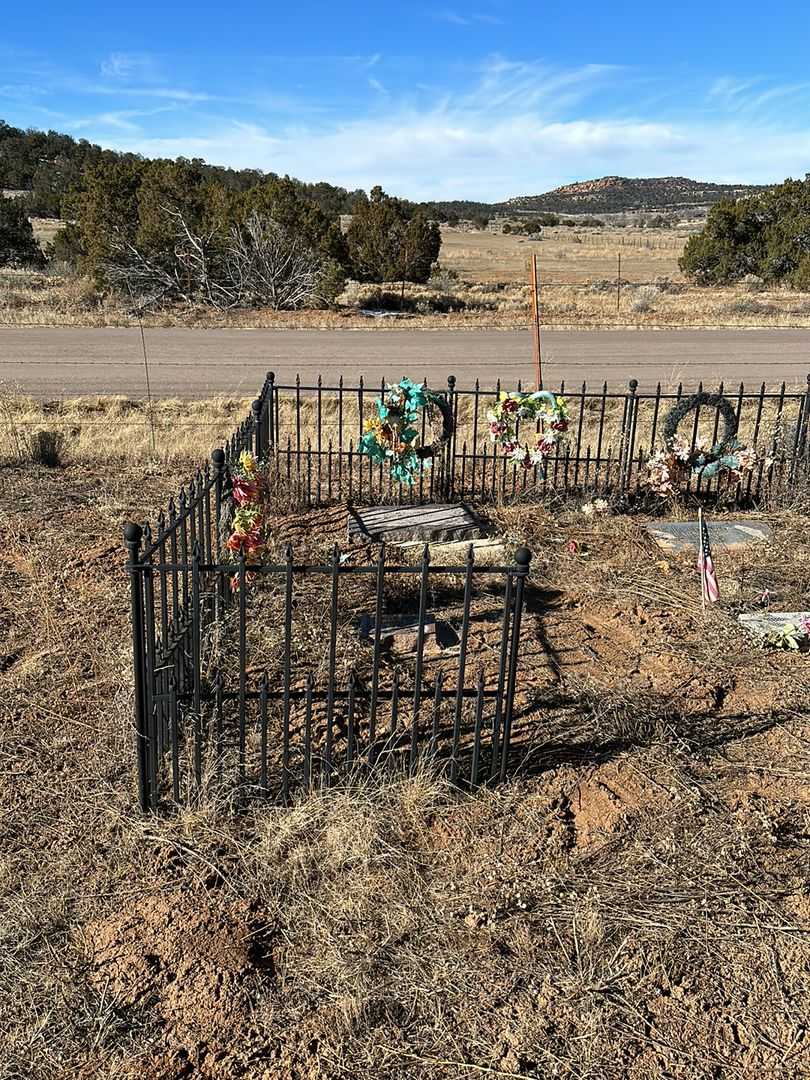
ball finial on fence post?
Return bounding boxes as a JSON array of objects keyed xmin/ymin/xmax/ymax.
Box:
[
  {"xmin": 123, "ymin": 521, "xmax": 143, "ymax": 550},
  {"xmin": 514, "ymin": 546, "xmax": 532, "ymax": 573}
]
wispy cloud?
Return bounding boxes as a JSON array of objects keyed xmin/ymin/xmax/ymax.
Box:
[
  {"xmin": 81, "ymin": 82, "xmax": 215, "ymax": 103},
  {"xmin": 465, "ymin": 56, "xmax": 619, "ymax": 114},
  {"xmin": 433, "ymin": 9, "xmax": 503, "ymax": 26},
  {"xmin": 100, "ymin": 51, "xmax": 161, "ymax": 82},
  {"xmin": 708, "ymin": 74, "xmax": 810, "ymax": 116},
  {"xmin": 0, "ymin": 83, "xmax": 47, "ymax": 100},
  {"xmin": 70, "ymin": 105, "xmax": 177, "ymax": 133}
]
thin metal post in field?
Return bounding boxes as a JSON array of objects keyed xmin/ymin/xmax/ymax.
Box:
[{"xmin": 530, "ymin": 253, "xmax": 542, "ymax": 388}]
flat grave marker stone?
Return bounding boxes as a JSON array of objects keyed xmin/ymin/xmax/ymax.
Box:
[
  {"xmin": 357, "ymin": 612, "xmax": 458, "ymax": 657},
  {"xmin": 348, "ymin": 503, "xmax": 491, "ymax": 544},
  {"xmin": 646, "ymin": 519, "xmax": 773, "ymax": 554}
]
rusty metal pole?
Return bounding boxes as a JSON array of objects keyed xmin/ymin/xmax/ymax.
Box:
[{"xmin": 530, "ymin": 253, "xmax": 542, "ymax": 389}]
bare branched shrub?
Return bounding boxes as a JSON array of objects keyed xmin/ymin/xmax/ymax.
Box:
[
  {"xmin": 0, "ymin": 393, "xmax": 65, "ymax": 465},
  {"xmin": 102, "ymin": 207, "xmax": 326, "ymax": 312},
  {"xmin": 225, "ymin": 212, "xmax": 325, "ymax": 310}
]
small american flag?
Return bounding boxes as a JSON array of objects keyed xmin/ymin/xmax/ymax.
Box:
[{"xmin": 698, "ymin": 509, "xmax": 720, "ymax": 604}]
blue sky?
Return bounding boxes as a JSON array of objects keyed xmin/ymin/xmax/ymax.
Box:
[{"xmin": 2, "ymin": 1, "xmax": 809, "ymax": 200}]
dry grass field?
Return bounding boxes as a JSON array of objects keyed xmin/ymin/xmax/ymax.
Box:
[
  {"xmin": 1, "ymin": 401, "xmax": 809, "ymax": 1078},
  {"xmin": 440, "ymin": 224, "xmax": 689, "ymax": 284},
  {"xmin": 1, "ymin": 387, "xmax": 801, "ymax": 474},
  {"xmin": 3, "ymin": 224, "xmax": 810, "ymax": 330}
]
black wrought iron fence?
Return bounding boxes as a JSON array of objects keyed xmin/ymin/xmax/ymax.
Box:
[
  {"xmin": 125, "ymin": 370, "xmax": 810, "ymax": 812},
  {"xmin": 259, "ymin": 372, "xmax": 810, "ymax": 508},
  {"xmin": 126, "ymin": 519, "xmax": 532, "ymax": 811}
]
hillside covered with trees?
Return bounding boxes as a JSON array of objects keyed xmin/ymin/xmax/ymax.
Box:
[
  {"xmin": 0, "ymin": 119, "xmax": 367, "ymax": 220},
  {"xmin": 0, "ymin": 120, "xmax": 445, "ymax": 309}
]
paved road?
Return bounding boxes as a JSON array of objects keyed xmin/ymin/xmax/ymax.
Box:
[{"xmin": 1, "ymin": 327, "xmax": 808, "ymax": 397}]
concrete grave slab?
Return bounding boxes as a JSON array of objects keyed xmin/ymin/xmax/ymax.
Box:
[
  {"xmin": 348, "ymin": 503, "xmax": 491, "ymax": 544},
  {"xmin": 738, "ymin": 612, "xmax": 809, "ymax": 638},
  {"xmin": 646, "ymin": 519, "xmax": 773, "ymax": 554},
  {"xmin": 395, "ymin": 536, "xmax": 508, "ymax": 562}
]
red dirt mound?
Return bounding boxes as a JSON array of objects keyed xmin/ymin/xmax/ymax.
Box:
[{"xmin": 84, "ymin": 891, "xmax": 275, "ymax": 1076}]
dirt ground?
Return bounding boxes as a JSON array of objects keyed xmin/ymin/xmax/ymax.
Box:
[{"xmin": 1, "ymin": 460, "xmax": 809, "ymax": 1079}]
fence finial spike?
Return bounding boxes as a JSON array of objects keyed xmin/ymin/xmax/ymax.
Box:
[{"xmin": 211, "ymin": 447, "xmax": 225, "ymax": 469}]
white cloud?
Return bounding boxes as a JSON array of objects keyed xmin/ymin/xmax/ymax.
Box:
[
  {"xmin": 0, "ymin": 83, "xmax": 47, "ymax": 99},
  {"xmin": 86, "ymin": 83, "xmax": 215, "ymax": 103},
  {"xmin": 708, "ymin": 75, "xmax": 810, "ymax": 117},
  {"xmin": 70, "ymin": 105, "xmax": 177, "ymax": 133},
  {"xmin": 433, "ymin": 10, "xmax": 503, "ymax": 26},
  {"xmin": 100, "ymin": 52, "xmax": 160, "ymax": 81}
]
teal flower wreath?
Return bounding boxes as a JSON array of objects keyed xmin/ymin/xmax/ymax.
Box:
[{"xmin": 359, "ymin": 378, "xmax": 452, "ymax": 485}]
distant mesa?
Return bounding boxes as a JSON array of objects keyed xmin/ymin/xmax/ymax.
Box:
[{"xmin": 500, "ymin": 175, "xmax": 772, "ymax": 217}]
